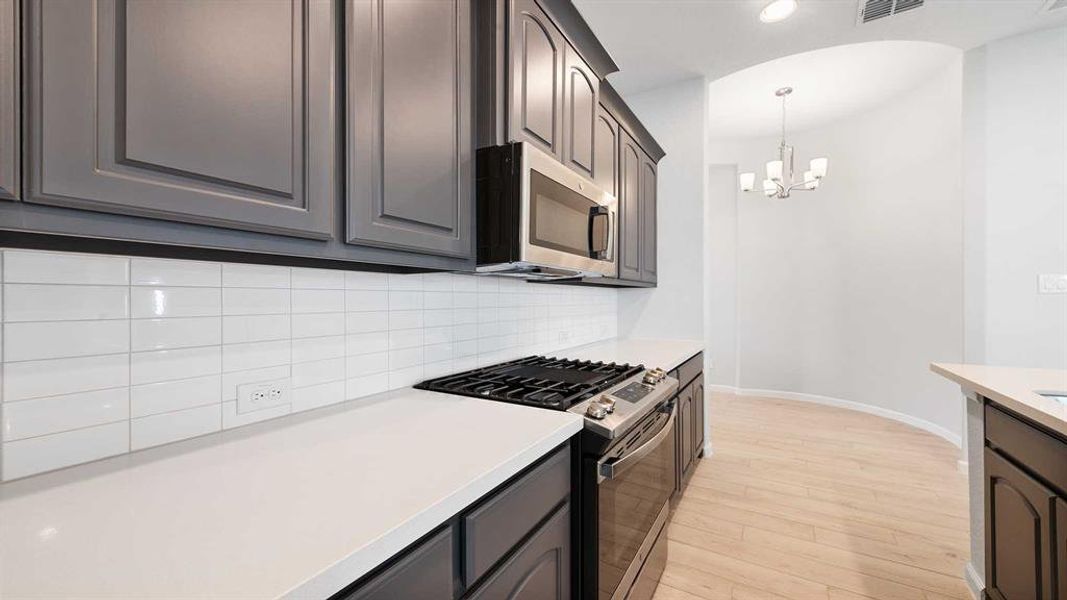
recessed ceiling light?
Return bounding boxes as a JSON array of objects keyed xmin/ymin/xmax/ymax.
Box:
[{"xmin": 760, "ymin": 0, "xmax": 798, "ymax": 23}]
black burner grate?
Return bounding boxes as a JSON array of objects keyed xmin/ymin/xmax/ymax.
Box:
[{"xmin": 414, "ymin": 355, "xmax": 643, "ymax": 410}]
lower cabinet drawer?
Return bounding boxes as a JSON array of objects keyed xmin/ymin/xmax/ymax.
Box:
[
  {"xmin": 670, "ymin": 352, "xmax": 703, "ymax": 389},
  {"xmin": 339, "ymin": 527, "xmax": 454, "ymax": 600},
  {"xmin": 462, "ymin": 445, "xmax": 570, "ymax": 585},
  {"xmin": 465, "ymin": 503, "xmax": 571, "ymax": 600},
  {"xmin": 986, "ymin": 403, "xmax": 1067, "ymax": 494}
]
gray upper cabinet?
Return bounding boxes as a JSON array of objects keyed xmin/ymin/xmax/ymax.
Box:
[
  {"xmin": 618, "ymin": 129, "xmax": 642, "ymax": 281},
  {"xmin": 0, "ymin": 0, "xmax": 17, "ymax": 200},
  {"xmin": 592, "ymin": 107, "xmax": 618, "ymax": 198},
  {"xmin": 509, "ymin": 0, "xmax": 564, "ymax": 159},
  {"xmin": 562, "ymin": 43, "xmax": 597, "ymax": 179},
  {"xmin": 346, "ymin": 0, "xmax": 473, "ymax": 259},
  {"xmin": 640, "ymin": 154, "xmax": 658, "ymax": 283},
  {"xmin": 24, "ymin": 0, "xmax": 336, "ymax": 238}
]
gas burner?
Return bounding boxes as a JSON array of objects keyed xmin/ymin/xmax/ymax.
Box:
[{"xmin": 414, "ymin": 355, "xmax": 643, "ymax": 411}]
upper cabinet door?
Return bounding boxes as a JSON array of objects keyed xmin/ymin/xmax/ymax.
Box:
[
  {"xmin": 618, "ymin": 130, "xmax": 642, "ymax": 281},
  {"xmin": 508, "ymin": 0, "xmax": 564, "ymax": 159},
  {"xmin": 592, "ymin": 107, "xmax": 618, "ymax": 198},
  {"xmin": 0, "ymin": 0, "xmax": 18, "ymax": 200},
  {"xmin": 562, "ymin": 43, "xmax": 597, "ymax": 179},
  {"xmin": 26, "ymin": 0, "xmax": 336, "ymax": 238},
  {"xmin": 640, "ymin": 154, "xmax": 657, "ymax": 283},
  {"xmin": 346, "ymin": 0, "xmax": 473, "ymax": 259}
]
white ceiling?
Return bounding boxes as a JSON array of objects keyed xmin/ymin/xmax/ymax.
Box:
[
  {"xmin": 706, "ymin": 40, "xmax": 961, "ymax": 138},
  {"xmin": 573, "ymin": 0, "xmax": 1067, "ymax": 95}
]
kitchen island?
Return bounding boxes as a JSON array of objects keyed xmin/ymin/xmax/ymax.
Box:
[{"xmin": 932, "ymin": 363, "xmax": 1067, "ymax": 600}]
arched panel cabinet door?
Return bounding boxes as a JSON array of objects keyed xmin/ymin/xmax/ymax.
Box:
[
  {"xmin": 592, "ymin": 108, "xmax": 619, "ymax": 198},
  {"xmin": 346, "ymin": 0, "xmax": 474, "ymax": 259},
  {"xmin": 639, "ymin": 155, "xmax": 657, "ymax": 283},
  {"xmin": 467, "ymin": 504, "xmax": 571, "ymax": 600},
  {"xmin": 24, "ymin": 0, "xmax": 335, "ymax": 238},
  {"xmin": 618, "ymin": 129, "xmax": 642, "ymax": 281},
  {"xmin": 562, "ymin": 43, "xmax": 597, "ymax": 179},
  {"xmin": 984, "ymin": 448, "xmax": 1054, "ymax": 600},
  {"xmin": 508, "ymin": 0, "xmax": 564, "ymax": 159},
  {"xmin": 0, "ymin": 0, "xmax": 17, "ymax": 201}
]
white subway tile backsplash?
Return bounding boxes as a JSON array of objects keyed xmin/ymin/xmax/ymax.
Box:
[
  {"xmin": 222, "ymin": 340, "xmax": 290, "ymax": 373},
  {"xmin": 222, "ymin": 315, "xmax": 291, "ymax": 345},
  {"xmin": 221, "ymin": 263, "xmax": 290, "ymax": 288},
  {"xmin": 4, "ymin": 284, "xmax": 129, "ymax": 322},
  {"xmin": 2, "ymin": 422, "xmax": 129, "ymax": 480},
  {"xmin": 2, "ymin": 388, "xmax": 129, "ymax": 441},
  {"xmin": 4, "ymin": 250, "xmax": 129, "ymax": 285},
  {"xmin": 292, "ymin": 289, "xmax": 344, "ymax": 314},
  {"xmin": 0, "ymin": 248, "xmax": 618, "ymax": 479},
  {"xmin": 131, "ymin": 258, "xmax": 220, "ymax": 287},
  {"xmin": 222, "ymin": 288, "xmax": 290, "ymax": 315},
  {"xmin": 130, "ymin": 287, "xmax": 222, "ymax": 319},
  {"xmin": 4, "ymin": 354, "xmax": 130, "ymax": 402},
  {"xmin": 130, "ymin": 375, "xmax": 222, "ymax": 418},
  {"xmin": 4, "ymin": 320, "xmax": 129, "ymax": 362},
  {"xmin": 131, "ymin": 347, "xmax": 222, "ymax": 386},
  {"xmin": 131, "ymin": 404, "xmax": 221, "ymax": 451}
]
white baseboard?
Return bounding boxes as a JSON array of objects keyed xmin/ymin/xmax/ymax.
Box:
[
  {"xmin": 964, "ymin": 561, "xmax": 984, "ymax": 600},
  {"xmin": 707, "ymin": 385, "xmax": 962, "ymax": 448}
]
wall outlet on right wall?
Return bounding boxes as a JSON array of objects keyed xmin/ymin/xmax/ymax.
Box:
[{"xmin": 1038, "ymin": 274, "xmax": 1067, "ymax": 294}]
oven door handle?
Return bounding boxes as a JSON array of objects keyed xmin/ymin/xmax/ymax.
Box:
[{"xmin": 598, "ymin": 402, "xmax": 676, "ymax": 481}]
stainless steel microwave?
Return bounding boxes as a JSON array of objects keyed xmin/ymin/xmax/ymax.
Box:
[{"xmin": 476, "ymin": 142, "xmax": 617, "ymax": 280}]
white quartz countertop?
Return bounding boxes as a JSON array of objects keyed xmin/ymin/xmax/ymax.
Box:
[
  {"xmin": 0, "ymin": 388, "xmax": 582, "ymax": 599},
  {"xmin": 556, "ymin": 338, "xmax": 704, "ymax": 373},
  {"xmin": 932, "ymin": 362, "xmax": 1067, "ymax": 436},
  {"xmin": 0, "ymin": 337, "xmax": 702, "ymax": 599}
]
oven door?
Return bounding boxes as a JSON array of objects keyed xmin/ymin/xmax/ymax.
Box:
[
  {"xmin": 520, "ymin": 142, "xmax": 617, "ymax": 278},
  {"xmin": 594, "ymin": 400, "xmax": 676, "ymax": 600}
]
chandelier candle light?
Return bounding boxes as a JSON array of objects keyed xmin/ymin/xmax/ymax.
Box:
[{"xmin": 739, "ymin": 87, "xmax": 828, "ymax": 199}]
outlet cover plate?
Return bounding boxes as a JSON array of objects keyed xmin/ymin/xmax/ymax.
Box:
[
  {"xmin": 237, "ymin": 378, "xmax": 291, "ymax": 414},
  {"xmin": 1038, "ymin": 274, "xmax": 1067, "ymax": 295}
]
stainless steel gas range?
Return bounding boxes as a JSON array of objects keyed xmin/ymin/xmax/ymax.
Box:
[{"xmin": 416, "ymin": 355, "xmax": 679, "ymax": 600}]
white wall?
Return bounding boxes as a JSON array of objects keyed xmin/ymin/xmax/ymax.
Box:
[
  {"xmin": 707, "ymin": 60, "xmax": 966, "ymax": 442},
  {"xmin": 963, "ymin": 27, "xmax": 1067, "ymax": 370},
  {"xmin": 618, "ymin": 78, "xmax": 707, "ymax": 342}
]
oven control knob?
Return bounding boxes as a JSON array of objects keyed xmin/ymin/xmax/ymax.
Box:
[
  {"xmin": 599, "ymin": 397, "xmax": 616, "ymax": 414},
  {"xmin": 585, "ymin": 402, "xmax": 608, "ymax": 420},
  {"xmin": 642, "ymin": 373, "xmax": 658, "ymax": 385}
]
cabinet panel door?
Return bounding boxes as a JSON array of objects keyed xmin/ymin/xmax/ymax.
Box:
[
  {"xmin": 0, "ymin": 0, "xmax": 17, "ymax": 200},
  {"xmin": 692, "ymin": 374, "xmax": 704, "ymax": 460},
  {"xmin": 592, "ymin": 108, "xmax": 618, "ymax": 197},
  {"xmin": 562, "ymin": 43, "xmax": 596, "ymax": 178},
  {"xmin": 985, "ymin": 448, "xmax": 1054, "ymax": 600},
  {"xmin": 468, "ymin": 504, "xmax": 571, "ymax": 600},
  {"xmin": 347, "ymin": 0, "xmax": 473, "ymax": 258},
  {"xmin": 618, "ymin": 130, "xmax": 642, "ymax": 281},
  {"xmin": 679, "ymin": 387, "xmax": 693, "ymax": 481},
  {"xmin": 639, "ymin": 154, "xmax": 657, "ymax": 283},
  {"xmin": 1057, "ymin": 497, "xmax": 1067, "ymax": 600},
  {"xmin": 26, "ymin": 0, "xmax": 335, "ymax": 238},
  {"xmin": 508, "ymin": 0, "xmax": 563, "ymax": 158},
  {"xmin": 341, "ymin": 527, "xmax": 454, "ymax": 600}
]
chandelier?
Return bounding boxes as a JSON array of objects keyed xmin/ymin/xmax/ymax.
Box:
[{"xmin": 739, "ymin": 87, "xmax": 828, "ymax": 199}]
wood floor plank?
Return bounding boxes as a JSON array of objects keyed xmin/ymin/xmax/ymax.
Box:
[{"xmin": 654, "ymin": 393, "xmax": 971, "ymax": 600}]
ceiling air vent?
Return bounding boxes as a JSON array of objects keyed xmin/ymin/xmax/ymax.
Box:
[{"xmin": 858, "ymin": 0, "xmax": 924, "ymax": 24}]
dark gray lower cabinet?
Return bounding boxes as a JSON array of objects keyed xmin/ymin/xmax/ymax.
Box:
[
  {"xmin": 1057, "ymin": 498, "xmax": 1067, "ymax": 600},
  {"xmin": 671, "ymin": 353, "xmax": 704, "ymax": 500},
  {"xmin": 336, "ymin": 441, "xmax": 572, "ymax": 600},
  {"xmin": 340, "ymin": 527, "xmax": 454, "ymax": 600},
  {"xmin": 692, "ymin": 374, "xmax": 705, "ymax": 457},
  {"xmin": 346, "ymin": 0, "xmax": 474, "ymax": 259},
  {"xmin": 25, "ymin": 0, "xmax": 335, "ymax": 239},
  {"xmin": 0, "ymin": 0, "xmax": 17, "ymax": 201},
  {"xmin": 467, "ymin": 504, "xmax": 571, "ymax": 600}
]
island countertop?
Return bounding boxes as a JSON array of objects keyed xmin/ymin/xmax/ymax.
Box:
[{"xmin": 931, "ymin": 362, "xmax": 1067, "ymax": 436}]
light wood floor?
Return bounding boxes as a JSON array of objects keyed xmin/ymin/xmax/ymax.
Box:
[{"xmin": 653, "ymin": 391, "xmax": 971, "ymax": 600}]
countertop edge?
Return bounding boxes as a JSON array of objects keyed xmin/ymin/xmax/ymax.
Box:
[
  {"xmin": 283, "ymin": 416, "xmax": 584, "ymax": 600},
  {"xmin": 931, "ymin": 362, "xmax": 1067, "ymax": 437}
]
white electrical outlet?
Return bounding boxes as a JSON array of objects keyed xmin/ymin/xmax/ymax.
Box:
[
  {"xmin": 1038, "ymin": 274, "xmax": 1067, "ymax": 295},
  {"xmin": 237, "ymin": 378, "xmax": 291, "ymax": 414}
]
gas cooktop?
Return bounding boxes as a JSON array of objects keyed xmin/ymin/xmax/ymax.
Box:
[{"xmin": 414, "ymin": 355, "xmax": 643, "ymax": 410}]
